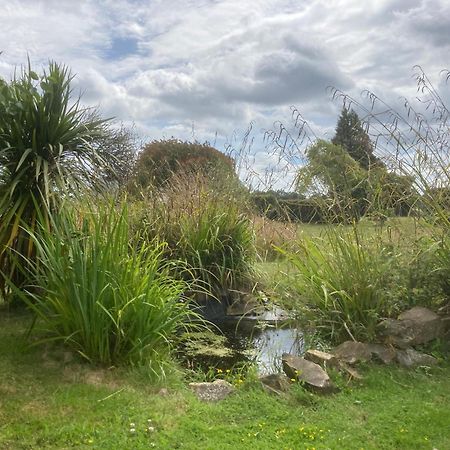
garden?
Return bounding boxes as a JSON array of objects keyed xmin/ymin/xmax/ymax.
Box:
[{"xmin": 0, "ymin": 63, "xmax": 449, "ymax": 449}]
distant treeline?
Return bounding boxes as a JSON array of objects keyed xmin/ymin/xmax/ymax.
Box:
[
  {"xmin": 250, "ymin": 190, "xmax": 420, "ymax": 223},
  {"xmin": 251, "ymin": 191, "xmax": 328, "ymax": 223}
]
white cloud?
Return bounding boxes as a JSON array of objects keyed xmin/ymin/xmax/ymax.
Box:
[{"xmin": 1, "ymin": 0, "xmax": 448, "ymax": 189}]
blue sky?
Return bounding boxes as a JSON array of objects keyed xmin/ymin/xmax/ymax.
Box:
[{"xmin": 1, "ymin": 0, "xmax": 449, "ymax": 189}]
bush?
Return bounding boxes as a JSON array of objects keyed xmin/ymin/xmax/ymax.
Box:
[
  {"xmin": 14, "ymin": 202, "xmax": 193, "ymax": 373},
  {"xmin": 131, "ymin": 139, "xmax": 236, "ymax": 191},
  {"xmin": 130, "ymin": 174, "xmax": 256, "ymax": 301},
  {"xmin": 278, "ymin": 228, "xmax": 401, "ymax": 343}
]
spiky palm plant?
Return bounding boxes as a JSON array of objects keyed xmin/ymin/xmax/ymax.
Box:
[{"xmin": 0, "ymin": 62, "xmax": 107, "ymax": 300}]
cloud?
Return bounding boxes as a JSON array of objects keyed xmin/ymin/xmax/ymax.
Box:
[{"xmin": 0, "ymin": 0, "xmax": 448, "ymax": 187}]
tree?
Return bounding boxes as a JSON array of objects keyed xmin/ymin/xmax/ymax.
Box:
[
  {"xmin": 131, "ymin": 139, "xmax": 236, "ymax": 191},
  {"xmin": 0, "ymin": 62, "xmax": 114, "ymax": 300},
  {"xmin": 332, "ymin": 107, "xmax": 382, "ymax": 170},
  {"xmin": 296, "ymin": 140, "xmax": 369, "ymax": 221},
  {"xmin": 96, "ymin": 123, "xmax": 139, "ymax": 190}
]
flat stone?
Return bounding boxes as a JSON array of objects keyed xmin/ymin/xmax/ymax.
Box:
[
  {"xmin": 332, "ymin": 341, "xmax": 372, "ymax": 365},
  {"xmin": 189, "ymin": 380, "xmax": 235, "ymax": 402},
  {"xmin": 338, "ymin": 362, "xmax": 364, "ymax": 380},
  {"xmin": 282, "ymin": 354, "xmax": 338, "ymax": 394},
  {"xmin": 304, "ymin": 349, "xmax": 340, "ymax": 369},
  {"xmin": 259, "ymin": 373, "xmax": 291, "ymax": 395},
  {"xmin": 366, "ymin": 343, "xmax": 397, "ymax": 364},
  {"xmin": 396, "ymin": 348, "xmax": 438, "ymax": 368},
  {"xmin": 397, "ymin": 306, "xmax": 440, "ymax": 322},
  {"xmin": 378, "ymin": 307, "xmax": 443, "ymax": 348}
]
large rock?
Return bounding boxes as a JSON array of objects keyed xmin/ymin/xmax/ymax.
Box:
[
  {"xmin": 189, "ymin": 379, "xmax": 235, "ymax": 402},
  {"xmin": 366, "ymin": 343, "xmax": 397, "ymax": 364},
  {"xmin": 304, "ymin": 349, "xmax": 340, "ymax": 369},
  {"xmin": 378, "ymin": 307, "xmax": 443, "ymax": 348},
  {"xmin": 395, "ymin": 348, "xmax": 438, "ymax": 368},
  {"xmin": 259, "ymin": 373, "xmax": 291, "ymax": 395},
  {"xmin": 282, "ymin": 354, "xmax": 338, "ymax": 394},
  {"xmin": 332, "ymin": 341, "xmax": 372, "ymax": 365}
]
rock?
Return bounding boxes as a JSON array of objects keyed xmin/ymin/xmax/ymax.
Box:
[
  {"xmin": 332, "ymin": 341, "xmax": 372, "ymax": 365},
  {"xmin": 366, "ymin": 343, "xmax": 397, "ymax": 364},
  {"xmin": 396, "ymin": 348, "xmax": 438, "ymax": 368},
  {"xmin": 378, "ymin": 307, "xmax": 443, "ymax": 348},
  {"xmin": 437, "ymin": 304, "xmax": 450, "ymax": 316},
  {"xmin": 282, "ymin": 354, "xmax": 338, "ymax": 394},
  {"xmin": 189, "ymin": 380, "xmax": 235, "ymax": 402},
  {"xmin": 377, "ymin": 319, "xmax": 412, "ymax": 349},
  {"xmin": 304, "ymin": 349, "xmax": 340, "ymax": 369},
  {"xmin": 259, "ymin": 373, "xmax": 291, "ymax": 395},
  {"xmin": 338, "ymin": 362, "xmax": 364, "ymax": 380}
]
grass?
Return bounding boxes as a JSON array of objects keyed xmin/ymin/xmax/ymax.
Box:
[
  {"xmin": 1, "ymin": 311, "xmax": 449, "ymax": 449},
  {"xmin": 12, "ymin": 202, "xmax": 193, "ymax": 372}
]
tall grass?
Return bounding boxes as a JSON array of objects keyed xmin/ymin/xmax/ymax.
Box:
[
  {"xmin": 131, "ymin": 173, "xmax": 257, "ymax": 301},
  {"xmin": 278, "ymin": 227, "xmax": 399, "ymax": 343},
  {"xmin": 14, "ymin": 201, "xmax": 193, "ymax": 373}
]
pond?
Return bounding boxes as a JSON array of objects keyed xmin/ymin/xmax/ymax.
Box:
[{"xmin": 179, "ymin": 305, "xmax": 305, "ymax": 375}]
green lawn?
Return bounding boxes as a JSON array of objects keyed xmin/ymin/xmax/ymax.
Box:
[{"xmin": 1, "ymin": 311, "xmax": 449, "ymax": 450}]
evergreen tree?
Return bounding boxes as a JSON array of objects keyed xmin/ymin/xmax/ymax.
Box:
[{"xmin": 332, "ymin": 108, "xmax": 381, "ymax": 170}]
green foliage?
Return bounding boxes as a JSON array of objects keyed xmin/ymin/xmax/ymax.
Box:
[
  {"xmin": 130, "ymin": 174, "xmax": 256, "ymax": 300},
  {"xmin": 132, "ymin": 139, "xmax": 236, "ymax": 191},
  {"xmin": 251, "ymin": 190, "xmax": 326, "ymax": 223},
  {"xmin": 296, "ymin": 140, "xmax": 369, "ymax": 221},
  {"xmin": 1, "ymin": 313, "xmax": 449, "ymax": 449},
  {"xmin": 13, "ymin": 202, "xmax": 193, "ymax": 372},
  {"xmin": 332, "ymin": 107, "xmax": 381, "ymax": 170},
  {"xmin": 278, "ymin": 228, "xmax": 400, "ymax": 343},
  {"xmin": 368, "ymin": 169, "xmax": 416, "ymax": 218},
  {"xmin": 0, "ymin": 62, "xmax": 110, "ymax": 301}
]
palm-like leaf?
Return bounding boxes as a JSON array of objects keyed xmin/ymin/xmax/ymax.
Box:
[{"xmin": 0, "ymin": 62, "xmax": 107, "ymax": 299}]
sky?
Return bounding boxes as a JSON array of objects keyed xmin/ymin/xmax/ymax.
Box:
[{"xmin": 1, "ymin": 0, "xmax": 449, "ymax": 189}]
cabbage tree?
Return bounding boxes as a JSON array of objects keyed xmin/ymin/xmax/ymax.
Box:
[{"xmin": 0, "ymin": 62, "xmax": 109, "ymax": 300}]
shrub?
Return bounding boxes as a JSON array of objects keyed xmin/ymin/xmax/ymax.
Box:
[
  {"xmin": 278, "ymin": 228, "xmax": 401, "ymax": 343},
  {"xmin": 14, "ymin": 202, "xmax": 193, "ymax": 373},
  {"xmin": 130, "ymin": 174, "xmax": 256, "ymax": 301},
  {"xmin": 131, "ymin": 139, "xmax": 236, "ymax": 191}
]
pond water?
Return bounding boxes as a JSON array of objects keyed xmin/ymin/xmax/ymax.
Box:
[{"xmin": 180, "ymin": 316, "xmax": 305, "ymax": 375}]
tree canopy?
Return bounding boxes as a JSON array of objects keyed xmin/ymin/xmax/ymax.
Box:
[
  {"xmin": 296, "ymin": 110, "xmax": 416, "ymax": 221},
  {"xmin": 332, "ymin": 107, "xmax": 382, "ymax": 170},
  {"xmin": 131, "ymin": 139, "xmax": 236, "ymax": 191}
]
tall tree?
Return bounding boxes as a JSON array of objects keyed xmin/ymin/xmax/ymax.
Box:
[
  {"xmin": 296, "ymin": 140, "xmax": 369, "ymax": 221},
  {"xmin": 332, "ymin": 108, "xmax": 381, "ymax": 170}
]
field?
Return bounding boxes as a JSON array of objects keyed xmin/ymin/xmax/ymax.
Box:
[{"xmin": 1, "ymin": 292, "xmax": 449, "ymax": 450}]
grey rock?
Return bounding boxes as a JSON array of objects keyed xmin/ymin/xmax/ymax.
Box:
[
  {"xmin": 332, "ymin": 341, "xmax": 372, "ymax": 365},
  {"xmin": 378, "ymin": 307, "xmax": 443, "ymax": 348},
  {"xmin": 304, "ymin": 349, "xmax": 340, "ymax": 369},
  {"xmin": 189, "ymin": 379, "xmax": 235, "ymax": 402},
  {"xmin": 377, "ymin": 319, "xmax": 413, "ymax": 349},
  {"xmin": 338, "ymin": 362, "xmax": 364, "ymax": 380},
  {"xmin": 282, "ymin": 354, "xmax": 338, "ymax": 394},
  {"xmin": 396, "ymin": 348, "xmax": 438, "ymax": 368},
  {"xmin": 259, "ymin": 373, "xmax": 291, "ymax": 395},
  {"xmin": 366, "ymin": 343, "xmax": 397, "ymax": 364}
]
